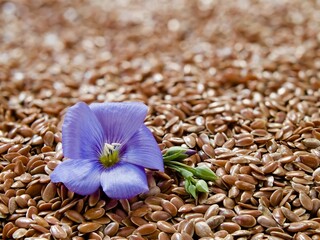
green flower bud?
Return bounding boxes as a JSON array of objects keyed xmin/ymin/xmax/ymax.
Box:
[
  {"xmin": 163, "ymin": 146, "xmax": 196, "ymax": 161},
  {"xmin": 196, "ymin": 179, "xmax": 209, "ymax": 193},
  {"xmin": 194, "ymin": 165, "xmax": 218, "ymax": 181},
  {"xmin": 185, "ymin": 179, "xmax": 197, "ymax": 199}
]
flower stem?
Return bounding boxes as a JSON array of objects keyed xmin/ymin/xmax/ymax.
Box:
[{"xmin": 163, "ymin": 146, "xmax": 218, "ymax": 200}]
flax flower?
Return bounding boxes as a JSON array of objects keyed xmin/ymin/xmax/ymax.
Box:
[{"xmin": 50, "ymin": 102, "xmax": 164, "ymax": 199}]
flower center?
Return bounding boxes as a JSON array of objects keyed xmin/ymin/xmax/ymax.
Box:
[{"xmin": 99, "ymin": 143, "xmax": 121, "ymax": 168}]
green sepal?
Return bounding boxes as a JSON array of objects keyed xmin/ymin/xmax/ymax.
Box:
[
  {"xmin": 185, "ymin": 179, "xmax": 197, "ymax": 199},
  {"xmin": 196, "ymin": 179, "xmax": 209, "ymax": 193},
  {"xmin": 193, "ymin": 165, "xmax": 218, "ymax": 181}
]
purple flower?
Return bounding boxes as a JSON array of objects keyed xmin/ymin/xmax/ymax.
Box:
[{"xmin": 50, "ymin": 102, "xmax": 163, "ymax": 199}]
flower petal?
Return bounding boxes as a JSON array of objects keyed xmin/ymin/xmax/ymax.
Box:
[
  {"xmin": 121, "ymin": 126, "xmax": 164, "ymax": 171},
  {"xmin": 89, "ymin": 102, "xmax": 148, "ymax": 145},
  {"xmin": 62, "ymin": 102, "xmax": 104, "ymax": 159},
  {"xmin": 50, "ymin": 158, "xmax": 101, "ymax": 195},
  {"xmin": 100, "ymin": 162, "xmax": 148, "ymax": 199}
]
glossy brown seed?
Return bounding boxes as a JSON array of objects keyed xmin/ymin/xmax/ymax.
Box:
[
  {"xmin": 220, "ymin": 222, "xmax": 241, "ymax": 233},
  {"xmin": 103, "ymin": 222, "xmax": 119, "ymax": 236},
  {"xmin": 270, "ymin": 189, "xmax": 283, "ymax": 207},
  {"xmin": 206, "ymin": 193, "xmax": 226, "ymax": 204},
  {"xmin": 235, "ymin": 181, "xmax": 255, "ymax": 191},
  {"xmin": 287, "ymin": 222, "xmax": 309, "ymax": 232},
  {"xmin": 30, "ymin": 224, "xmax": 50, "ymax": 233},
  {"xmin": 15, "ymin": 217, "xmax": 35, "ymax": 228},
  {"xmin": 204, "ymin": 204, "xmax": 219, "ymax": 219},
  {"xmin": 150, "ymin": 210, "xmax": 171, "ymax": 221},
  {"xmin": 206, "ymin": 215, "xmax": 225, "ymax": 229},
  {"xmin": 194, "ymin": 221, "xmax": 213, "ymax": 238},
  {"xmin": 50, "ymin": 225, "xmax": 68, "ymax": 239},
  {"xmin": 161, "ymin": 199, "xmax": 177, "ymax": 216},
  {"xmin": 78, "ymin": 222, "xmax": 101, "ymax": 233},
  {"xmin": 42, "ymin": 182, "xmax": 57, "ymax": 202},
  {"xmin": 232, "ymin": 214, "xmax": 256, "ymax": 228},
  {"xmin": 135, "ymin": 223, "xmax": 157, "ymax": 235},
  {"xmin": 299, "ymin": 191, "xmax": 313, "ymax": 211},
  {"xmin": 84, "ymin": 207, "xmax": 105, "ymax": 220},
  {"xmin": 273, "ymin": 208, "xmax": 285, "ymax": 225},
  {"xmin": 281, "ymin": 206, "xmax": 300, "ymax": 222},
  {"xmin": 295, "ymin": 232, "xmax": 312, "ymax": 240},
  {"xmin": 157, "ymin": 221, "xmax": 176, "ymax": 233},
  {"xmin": 65, "ymin": 210, "xmax": 86, "ymax": 223},
  {"xmin": 257, "ymin": 215, "xmax": 278, "ymax": 228},
  {"xmin": 12, "ymin": 228, "xmax": 28, "ymax": 239}
]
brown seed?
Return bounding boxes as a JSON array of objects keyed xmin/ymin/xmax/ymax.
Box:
[
  {"xmin": 43, "ymin": 131, "xmax": 54, "ymax": 146},
  {"xmin": 12, "ymin": 228, "xmax": 28, "ymax": 239},
  {"xmin": 78, "ymin": 222, "xmax": 101, "ymax": 233},
  {"xmin": 135, "ymin": 223, "xmax": 157, "ymax": 235},
  {"xmin": 299, "ymin": 191, "xmax": 313, "ymax": 211},
  {"xmin": 295, "ymin": 232, "xmax": 312, "ymax": 240},
  {"xmin": 206, "ymin": 215, "xmax": 225, "ymax": 229},
  {"xmin": 30, "ymin": 224, "xmax": 50, "ymax": 233},
  {"xmin": 270, "ymin": 189, "xmax": 283, "ymax": 207},
  {"xmin": 281, "ymin": 206, "xmax": 300, "ymax": 222},
  {"xmin": 161, "ymin": 199, "xmax": 177, "ymax": 216},
  {"xmin": 204, "ymin": 204, "xmax": 219, "ymax": 219},
  {"xmin": 170, "ymin": 196, "xmax": 184, "ymax": 209},
  {"xmin": 273, "ymin": 208, "xmax": 285, "ymax": 225},
  {"xmin": 257, "ymin": 215, "xmax": 278, "ymax": 228},
  {"xmin": 50, "ymin": 225, "xmax": 68, "ymax": 239},
  {"xmin": 239, "ymin": 210, "xmax": 262, "ymax": 218},
  {"xmin": 42, "ymin": 182, "xmax": 57, "ymax": 202},
  {"xmin": 103, "ymin": 222, "xmax": 119, "ymax": 236},
  {"xmin": 219, "ymin": 208, "xmax": 236, "ymax": 218},
  {"xmin": 88, "ymin": 190, "xmax": 100, "ymax": 207},
  {"xmin": 302, "ymin": 138, "xmax": 320, "ymax": 148},
  {"xmin": 150, "ymin": 210, "xmax": 171, "ymax": 221},
  {"xmin": 194, "ymin": 221, "xmax": 213, "ymax": 238},
  {"xmin": 157, "ymin": 221, "xmax": 176, "ymax": 233},
  {"xmin": 220, "ymin": 222, "xmax": 241, "ymax": 233},
  {"xmin": 158, "ymin": 232, "xmax": 170, "ymax": 240},
  {"xmin": 262, "ymin": 161, "xmax": 278, "ymax": 174},
  {"xmin": 14, "ymin": 196, "xmax": 28, "ymax": 208},
  {"xmin": 235, "ymin": 181, "xmax": 255, "ymax": 191},
  {"xmin": 130, "ymin": 216, "xmax": 148, "ymax": 226},
  {"xmin": 232, "ymin": 214, "xmax": 256, "ymax": 228},
  {"xmin": 270, "ymin": 231, "xmax": 293, "ymax": 240},
  {"xmin": 32, "ymin": 214, "xmax": 49, "ymax": 228},
  {"xmin": 206, "ymin": 193, "xmax": 226, "ymax": 204},
  {"xmin": 15, "ymin": 217, "xmax": 35, "ymax": 228},
  {"xmin": 181, "ymin": 219, "xmax": 194, "ymax": 236},
  {"xmin": 222, "ymin": 175, "xmax": 237, "ymax": 185},
  {"xmin": 287, "ymin": 222, "xmax": 309, "ymax": 232},
  {"xmin": 300, "ymin": 154, "xmax": 320, "ymax": 168},
  {"xmin": 84, "ymin": 207, "xmax": 105, "ymax": 220},
  {"xmin": 65, "ymin": 210, "xmax": 85, "ymax": 223}
]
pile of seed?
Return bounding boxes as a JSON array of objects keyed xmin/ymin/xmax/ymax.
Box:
[{"xmin": 1, "ymin": 0, "xmax": 320, "ymax": 239}]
